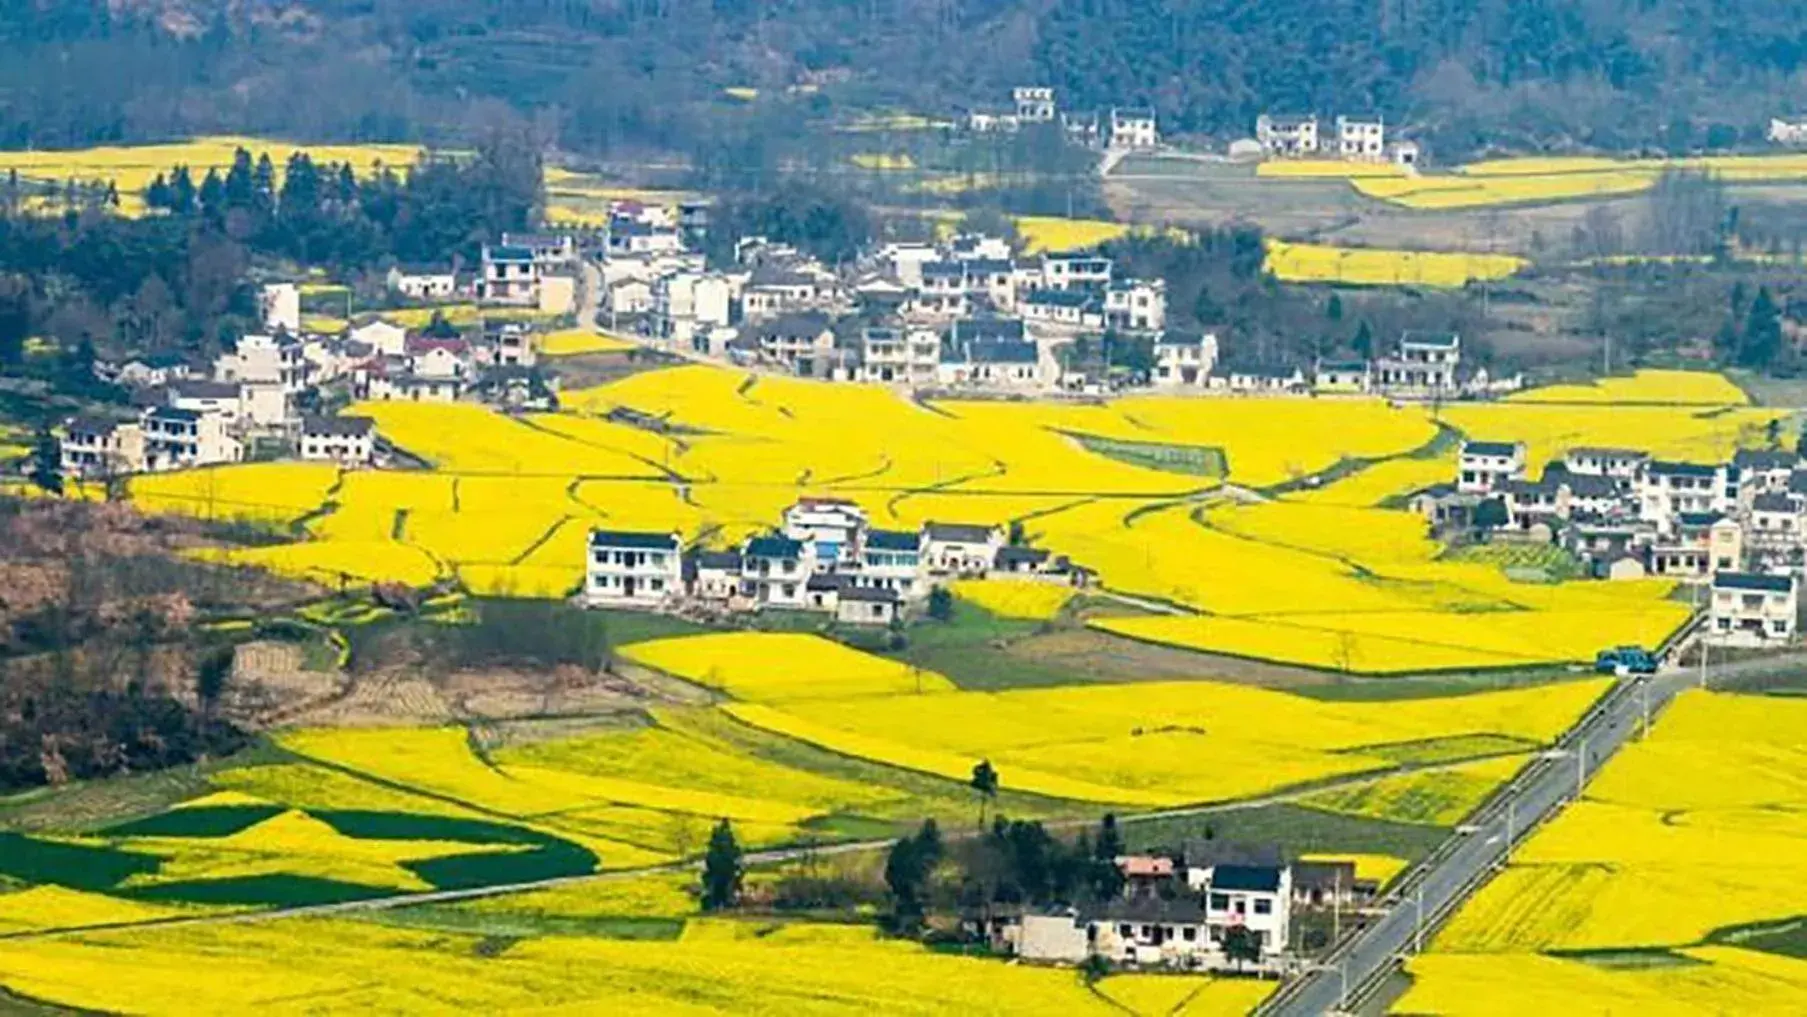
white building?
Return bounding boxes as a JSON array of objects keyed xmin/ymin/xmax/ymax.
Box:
[
  {"xmin": 1021, "ymin": 288, "xmax": 1105, "ymax": 330},
  {"xmin": 923, "ymin": 522, "xmax": 1003, "ymax": 575},
  {"xmin": 742, "ymin": 534, "xmax": 811, "ymax": 608},
  {"xmin": 782, "ymin": 497, "xmax": 869, "ymax": 568},
  {"xmin": 652, "ymin": 272, "xmax": 734, "ymax": 348},
  {"xmin": 1255, "ymin": 114, "xmax": 1320, "ymax": 157},
  {"xmin": 1104, "ymin": 279, "xmax": 1166, "ymax": 332},
  {"xmin": 216, "ymin": 333, "xmax": 308, "ymax": 396},
  {"xmin": 60, "ymin": 416, "xmax": 146, "ymax": 478},
  {"xmin": 584, "ymin": 530, "xmax": 683, "ymax": 608},
  {"xmin": 1709, "ymin": 571, "xmax": 1797, "ymax": 647},
  {"xmin": 1564, "ymin": 447, "xmax": 1650, "ymax": 489},
  {"xmin": 299, "ymin": 415, "xmax": 376, "ymax": 465},
  {"xmin": 1770, "ymin": 117, "xmax": 1807, "ymax": 146},
  {"xmin": 139, "ymin": 406, "xmax": 242, "ymax": 473},
  {"xmin": 1152, "ymin": 331, "xmax": 1219, "ymax": 388},
  {"xmin": 386, "ymin": 266, "xmax": 458, "ymax": 301},
  {"xmin": 501, "ymin": 232, "xmax": 579, "ymax": 267},
  {"xmin": 1042, "ymin": 253, "xmax": 1114, "ymax": 292},
  {"xmin": 1109, "ymin": 108, "xmax": 1159, "ymax": 150},
  {"xmin": 1314, "ymin": 359, "xmax": 1371, "ymax": 393},
  {"xmin": 1373, "ymin": 331, "xmax": 1460, "ymax": 394},
  {"xmin": 858, "ymin": 529, "xmax": 928, "ymax": 600},
  {"xmin": 477, "ymin": 245, "xmax": 540, "ymax": 306},
  {"xmin": 1013, "ymin": 86, "xmax": 1056, "ymax": 123},
  {"xmin": 1197, "ymin": 863, "xmax": 1293, "ymax": 961},
  {"xmin": 1457, "ymin": 441, "xmax": 1527, "ymax": 495},
  {"xmin": 1335, "ymin": 115, "xmax": 1386, "ymax": 160},
  {"xmin": 856, "ymin": 324, "xmax": 941, "ymax": 386},
  {"xmin": 1639, "ymin": 461, "xmax": 1733, "ymax": 528}
]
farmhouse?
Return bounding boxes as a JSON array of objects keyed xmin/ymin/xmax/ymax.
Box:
[
  {"xmin": 298, "ymin": 415, "xmax": 376, "ymax": 465},
  {"xmin": 1334, "ymin": 115, "xmax": 1385, "ymax": 159},
  {"xmin": 476, "ymin": 245, "xmax": 540, "ymax": 306},
  {"xmin": 1108, "ymin": 108, "xmax": 1159, "ymax": 150},
  {"xmin": 1255, "ymin": 114, "xmax": 1320, "ymax": 156},
  {"xmin": 1152, "ymin": 331, "xmax": 1219, "ymax": 388},
  {"xmin": 1709, "ymin": 571, "xmax": 1797, "ymax": 646},
  {"xmin": 386, "ymin": 265, "xmax": 459, "ymax": 300},
  {"xmin": 584, "ymin": 530, "xmax": 683, "ymax": 608},
  {"xmin": 140, "ymin": 407, "xmax": 242, "ymax": 473},
  {"xmin": 924, "ymin": 522, "xmax": 1004, "ymax": 575},
  {"xmin": 1457, "ymin": 440, "xmax": 1526, "ymax": 495},
  {"xmin": 1373, "ymin": 331, "xmax": 1460, "ymax": 394}
]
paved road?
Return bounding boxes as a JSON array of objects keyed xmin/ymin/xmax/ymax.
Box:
[{"xmin": 1260, "ymin": 662, "xmax": 1698, "ymax": 1016}]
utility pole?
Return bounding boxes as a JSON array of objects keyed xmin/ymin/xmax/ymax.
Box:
[
  {"xmin": 1505, "ymin": 797, "xmax": 1515, "ymax": 861},
  {"xmin": 1639, "ymin": 680, "xmax": 1651, "ymax": 739},
  {"xmin": 1576, "ymin": 734, "xmax": 1588, "ymax": 796},
  {"xmin": 1699, "ymin": 629, "xmax": 1710, "ymax": 689}
]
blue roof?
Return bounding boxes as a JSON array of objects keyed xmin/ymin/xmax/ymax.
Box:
[
  {"xmin": 590, "ymin": 529, "xmax": 678, "ymax": 550},
  {"xmin": 1211, "ymin": 865, "xmax": 1282, "ymax": 892},
  {"xmin": 866, "ymin": 529, "xmax": 920, "ymax": 551},
  {"xmin": 1715, "ymin": 572, "xmax": 1793, "ymax": 593},
  {"xmin": 745, "ymin": 535, "xmax": 804, "ymax": 558},
  {"xmin": 488, "ymin": 245, "xmax": 534, "ymax": 263}
]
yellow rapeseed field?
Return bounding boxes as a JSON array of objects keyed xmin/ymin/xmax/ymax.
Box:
[
  {"xmin": 0, "ymin": 915, "xmax": 1270, "ymax": 1015},
  {"xmin": 723, "ymin": 663, "xmax": 1606, "ymax": 807},
  {"xmin": 1014, "ymin": 216, "xmax": 1131, "ymax": 253},
  {"xmin": 1507, "ymin": 368, "xmax": 1749, "ymax": 405},
  {"xmin": 539, "ymin": 327, "xmax": 639, "ymax": 356},
  {"xmin": 0, "ymin": 886, "xmax": 233, "ymax": 936},
  {"xmin": 1297, "ymin": 754, "xmax": 1528, "ymax": 826},
  {"xmin": 1400, "ymin": 692, "xmax": 1807, "ymax": 1014},
  {"xmin": 1264, "ymin": 239, "xmax": 1526, "ymax": 287},
  {"xmin": 621, "ymin": 633, "xmax": 958, "ymax": 700},
  {"xmin": 121, "ymin": 361, "xmax": 1749, "ymax": 673},
  {"xmin": 1254, "ymin": 160, "xmax": 1408, "ymax": 179}
]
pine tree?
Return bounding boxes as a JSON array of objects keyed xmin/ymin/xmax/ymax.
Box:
[
  {"xmin": 701, "ymin": 819, "xmax": 743, "ymax": 911},
  {"xmin": 30, "ymin": 425, "xmax": 62, "ymax": 495}
]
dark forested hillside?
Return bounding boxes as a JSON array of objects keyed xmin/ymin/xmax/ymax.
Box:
[{"xmin": 6, "ymin": 1, "xmax": 1807, "ymax": 158}]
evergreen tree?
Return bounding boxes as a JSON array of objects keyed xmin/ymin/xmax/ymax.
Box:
[
  {"xmin": 169, "ymin": 166, "xmax": 196, "ymax": 214},
  {"xmin": 701, "ymin": 819, "xmax": 743, "ymax": 911},
  {"xmin": 1740, "ymin": 286, "xmax": 1783, "ymax": 369},
  {"xmin": 1326, "ymin": 293, "xmax": 1343, "ymax": 321},
  {"xmin": 30, "ymin": 425, "xmax": 62, "ymax": 495},
  {"xmin": 1353, "ymin": 320, "xmax": 1374, "ymax": 360}
]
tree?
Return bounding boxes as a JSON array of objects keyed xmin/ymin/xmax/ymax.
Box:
[
  {"xmin": 883, "ymin": 818, "xmax": 944, "ymax": 928},
  {"xmin": 195, "ymin": 647, "xmax": 233, "ymax": 715},
  {"xmin": 970, "ymin": 759, "xmax": 999, "ymax": 826},
  {"xmin": 1326, "ymin": 293, "xmax": 1343, "ymax": 322},
  {"xmin": 1094, "ymin": 813, "xmax": 1124, "ymax": 861},
  {"xmin": 927, "ymin": 586, "xmax": 954, "ymax": 622},
  {"xmin": 1473, "ymin": 497, "xmax": 1509, "ymax": 536},
  {"xmin": 1080, "ymin": 953, "xmax": 1112, "ymax": 984},
  {"xmin": 30, "ymin": 426, "xmax": 62, "ymax": 495},
  {"xmin": 1740, "ymin": 286, "xmax": 1783, "ymax": 369},
  {"xmin": 1768, "ymin": 418, "xmax": 1783, "ymax": 448},
  {"xmin": 1221, "ymin": 924, "xmax": 1263, "ymax": 970},
  {"xmin": 1007, "ymin": 520, "xmax": 1026, "ymax": 546},
  {"xmin": 1352, "ymin": 321, "xmax": 1374, "ymax": 360},
  {"xmin": 701, "ymin": 819, "xmax": 743, "ymax": 911}
]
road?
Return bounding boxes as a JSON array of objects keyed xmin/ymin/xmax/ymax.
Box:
[{"xmin": 1260, "ymin": 661, "xmax": 1698, "ymax": 1016}]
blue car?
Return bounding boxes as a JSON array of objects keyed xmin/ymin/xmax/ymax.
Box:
[{"xmin": 1595, "ymin": 646, "xmax": 1658, "ymax": 676}]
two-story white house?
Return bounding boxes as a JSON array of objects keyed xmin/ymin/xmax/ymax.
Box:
[
  {"xmin": 1335, "ymin": 115, "xmax": 1386, "ymax": 160},
  {"xmin": 1104, "ymin": 279, "xmax": 1166, "ymax": 332},
  {"xmin": 584, "ymin": 530, "xmax": 683, "ymax": 608},
  {"xmin": 1109, "ymin": 108, "xmax": 1159, "ymax": 150},
  {"xmin": 1639, "ymin": 461, "xmax": 1733, "ymax": 529},
  {"xmin": 1152, "ymin": 331, "xmax": 1219, "ymax": 388},
  {"xmin": 855, "ymin": 325, "xmax": 941, "ymax": 386},
  {"xmin": 1457, "ymin": 440, "xmax": 1526, "ymax": 495},
  {"xmin": 1709, "ymin": 571, "xmax": 1797, "ymax": 647},
  {"xmin": 741, "ymin": 534, "xmax": 811, "ymax": 608},
  {"xmin": 1255, "ymin": 114, "xmax": 1320, "ymax": 156},
  {"xmin": 139, "ymin": 406, "xmax": 243, "ymax": 473},
  {"xmin": 60, "ymin": 416, "xmax": 146, "ymax": 478},
  {"xmin": 1373, "ymin": 331, "xmax": 1460, "ymax": 394}
]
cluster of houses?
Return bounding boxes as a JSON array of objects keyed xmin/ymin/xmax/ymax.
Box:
[
  {"xmin": 1420, "ymin": 441, "xmax": 1806, "ymax": 648},
  {"xmin": 614, "ymin": 214, "xmax": 1512, "ymax": 399},
  {"xmin": 979, "ymin": 842, "xmax": 1377, "ymax": 974},
  {"xmin": 1251, "ymin": 113, "xmax": 1420, "ymax": 168},
  {"xmin": 963, "ymin": 86, "xmax": 1160, "ymax": 152},
  {"xmin": 584, "ymin": 496, "xmax": 1083, "ymax": 624},
  {"xmin": 62, "ymin": 223, "xmax": 614, "ymax": 479}
]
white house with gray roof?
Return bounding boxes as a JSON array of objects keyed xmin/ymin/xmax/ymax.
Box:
[
  {"xmin": 1710, "ymin": 571, "xmax": 1797, "ymax": 646},
  {"xmin": 584, "ymin": 530, "xmax": 683, "ymax": 608}
]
